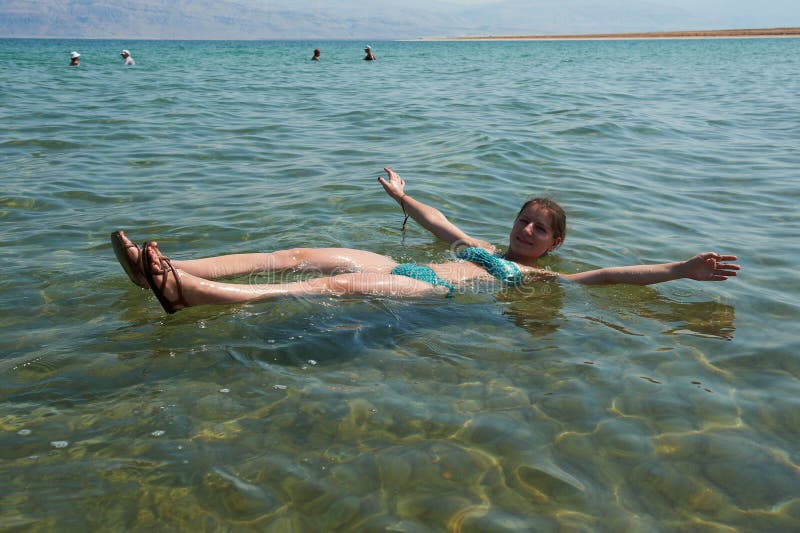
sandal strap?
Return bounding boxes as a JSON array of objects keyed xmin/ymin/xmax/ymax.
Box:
[{"xmin": 159, "ymin": 257, "xmax": 189, "ymax": 309}]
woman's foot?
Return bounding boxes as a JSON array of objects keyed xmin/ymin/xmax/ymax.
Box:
[
  {"xmin": 142, "ymin": 242, "xmax": 189, "ymax": 314},
  {"xmin": 110, "ymin": 230, "xmax": 149, "ymax": 288}
]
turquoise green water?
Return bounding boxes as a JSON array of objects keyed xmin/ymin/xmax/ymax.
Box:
[{"xmin": 1, "ymin": 38, "xmax": 799, "ymax": 530}]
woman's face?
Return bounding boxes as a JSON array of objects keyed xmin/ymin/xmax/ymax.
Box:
[{"xmin": 507, "ymin": 203, "xmax": 561, "ymax": 262}]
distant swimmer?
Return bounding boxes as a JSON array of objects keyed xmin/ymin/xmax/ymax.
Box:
[
  {"xmin": 120, "ymin": 49, "xmax": 135, "ymax": 66},
  {"xmin": 69, "ymin": 51, "xmax": 80, "ymax": 66},
  {"xmin": 364, "ymin": 45, "xmax": 376, "ymax": 61},
  {"xmin": 312, "ymin": 49, "xmax": 321, "ymax": 61}
]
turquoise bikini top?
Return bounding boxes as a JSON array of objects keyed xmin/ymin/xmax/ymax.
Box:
[{"xmin": 456, "ymin": 247, "xmax": 523, "ymax": 286}]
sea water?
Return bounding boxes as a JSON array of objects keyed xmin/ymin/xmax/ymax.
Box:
[{"xmin": 1, "ymin": 38, "xmax": 799, "ymax": 530}]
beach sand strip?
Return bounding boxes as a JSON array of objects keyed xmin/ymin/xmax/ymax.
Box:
[{"xmin": 426, "ymin": 27, "xmax": 800, "ymax": 41}]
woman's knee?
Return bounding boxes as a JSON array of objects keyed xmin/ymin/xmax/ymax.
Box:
[{"xmin": 266, "ymin": 248, "xmax": 317, "ymax": 270}]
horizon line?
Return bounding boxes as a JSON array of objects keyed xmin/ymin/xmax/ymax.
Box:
[{"xmin": 3, "ymin": 27, "xmax": 800, "ymax": 42}]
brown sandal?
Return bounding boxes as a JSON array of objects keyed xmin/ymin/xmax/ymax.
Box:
[
  {"xmin": 141, "ymin": 242, "xmax": 189, "ymax": 314},
  {"xmin": 111, "ymin": 230, "xmax": 149, "ymax": 289}
]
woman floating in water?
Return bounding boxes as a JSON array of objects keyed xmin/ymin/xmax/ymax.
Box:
[{"xmin": 112, "ymin": 168, "xmax": 739, "ymax": 314}]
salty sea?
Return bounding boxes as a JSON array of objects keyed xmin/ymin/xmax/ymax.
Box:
[{"xmin": 1, "ymin": 37, "xmax": 799, "ymax": 531}]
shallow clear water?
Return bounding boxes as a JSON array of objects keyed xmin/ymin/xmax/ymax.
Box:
[{"xmin": 1, "ymin": 38, "xmax": 799, "ymax": 531}]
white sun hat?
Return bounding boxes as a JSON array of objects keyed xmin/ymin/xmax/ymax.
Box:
[{"xmin": 70, "ymin": 51, "xmax": 80, "ymax": 59}]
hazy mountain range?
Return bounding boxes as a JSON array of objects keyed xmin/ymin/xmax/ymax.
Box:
[{"xmin": 1, "ymin": 0, "xmax": 797, "ymax": 39}]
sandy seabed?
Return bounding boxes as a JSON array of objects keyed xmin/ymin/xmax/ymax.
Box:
[{"xmin": 425, "ymin": 27, "xmax": 800, "ymax": 41}]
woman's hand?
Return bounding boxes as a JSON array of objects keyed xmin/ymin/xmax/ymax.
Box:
[
  {"xmin": 377, "ymin": 167, "xmax": 406, "ymax": 202},
  {"xmin": 680, "ymin": 252, "xmax": 740, "ymax": 281}
]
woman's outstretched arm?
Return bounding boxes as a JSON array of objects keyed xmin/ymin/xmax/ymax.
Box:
[
  {"xmin": 562, "ymin": 252, "xmax": 740, "ymax": 286},
  {"xmin": 378, "ymin": 167, "xmax": 492, "ymax": 249}
]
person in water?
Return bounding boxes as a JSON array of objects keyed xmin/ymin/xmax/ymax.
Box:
[
  {"xmin": 120, "ymin": 49, "xmax": 135, "ymax": 66},
  {"xmin": 69, "ymin": 51, "xmax": 80, "ymax": 66},
  {"xmin": 111, "ymin": 167, "xmax": 739, "ymax": 314},
  {"xmin": 363, "ymin": 45, "xmax": 376, "ymax": 61},
  {"xmin": 312, "ymin": 49, "xmax": 321, "ymax": 61}
]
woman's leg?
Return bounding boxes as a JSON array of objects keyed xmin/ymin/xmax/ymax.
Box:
[
  {"xmin": 113, "ymin": 230, "xmax": 397, "ymax": 284},
  {"xmin": 172, "ymin": 247, "xmax": 397, "ymax": 278},
  {"xmin": 142, "ymin": 242, "xmax": 444, "ymax": 312}
]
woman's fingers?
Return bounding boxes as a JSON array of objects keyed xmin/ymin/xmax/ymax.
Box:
[
  {"xmin": 383, "ymin": 167, "xmax": 403, "ymax": 183},
  {"xmin": 716, "ymin": 266, "xmax": 739, "ymax": 276}
]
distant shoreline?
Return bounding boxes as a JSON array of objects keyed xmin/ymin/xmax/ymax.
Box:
[{"xmin": 424, "ymin": 27, "xmax": 800, "ymax": 41}]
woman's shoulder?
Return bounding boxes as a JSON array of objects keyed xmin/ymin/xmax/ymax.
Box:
[{"xmin": 458, "ymin": 238, "xmax": 496, "ymax": 253}]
